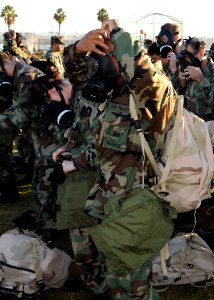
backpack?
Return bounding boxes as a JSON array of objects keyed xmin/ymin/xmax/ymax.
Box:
[
  {"xmin": 129, "ymin": 94, "xmax": 214, "ymax": 213},
  {"xmin": 151, "ymin": 233, "xmax": 214, "ymax": 289},
  {"xmin": 0, "ymin": 228, "xmax": 72, "ymax": 298}
]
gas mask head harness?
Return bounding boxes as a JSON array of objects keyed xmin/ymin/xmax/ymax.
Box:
[{"xmin": 81, "ymin": 38, "xmax": 124, "ymax": 103}]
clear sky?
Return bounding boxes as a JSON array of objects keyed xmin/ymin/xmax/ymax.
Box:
[{"xmin": 0, "ymin": 0, "xmax": 214, "ymax": 40}]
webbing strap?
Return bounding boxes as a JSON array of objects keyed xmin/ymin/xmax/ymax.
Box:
[
  {"xmin": 157, "ymin": 95, "xmax": 184, "ymax": 185},
  {"xmin": 32, "ymin": 239, "xmax": 44, "ymax": 283},
  {"xmin": 129, "ymin": 94, "xmax": 160, "ymax": 177}
]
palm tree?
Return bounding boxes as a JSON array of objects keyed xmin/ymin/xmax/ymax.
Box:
[
  {"xmin": 0, "ymin": 5, "xmax": 18, "ymax": 31},
  {"xmin": 97, "ymin": 8, "xmax": 109, "ymax": 23},
  {"xmin": 53, "ymin": 8, "xmax": 66, "ymax": 35}
]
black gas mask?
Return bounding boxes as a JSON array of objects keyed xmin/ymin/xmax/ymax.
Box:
[
  {"xmin": 156, "ymin": 29, "xmax": 174, "ymax": 48},
  {"xmin": 40, "ymin": 101, "xmax": 75, "ymax": 129},
  {"xmin": 81, "ymin": 45, "xmax": 121, "ymax": 103},
  {"xmin": 160, "ymin": 45, "xmax": 173, "ymax": 58},
  {"xmin": 176, "ymin": 50, "xmax": 202, "ymax": 72},
  {"xmin": 41, "ymin": 83, "xmax": 75, "ymax": 129},
  {"xmin": 31, "ymin": 76, "xmax": 75, "ymax": 129}
]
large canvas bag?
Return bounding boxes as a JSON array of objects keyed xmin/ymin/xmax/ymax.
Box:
[
  {"xmin": 0, "ymin": 228, "xmax": 72, "ymax": 298},
  {"xmin": 90, "ymin": 188, "xmax": 175, "ymax": 276},
  {"xmin": 56, "ymin": 170, "xmax": 96, "ymax": 229},
  {"xmin": 151, "ymin": 233, "xmax": 214, "ymax": 288},
  {"xmin": 129, "ymin": 94, "xmax": 214, "ymax": 213}
]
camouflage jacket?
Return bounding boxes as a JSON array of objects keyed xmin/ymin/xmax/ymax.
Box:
[
  {"xmin": 65, "ymin": 28, "xmax": 177, "ymax": 219},
  {"xmin": 4, "ymin": 38, "xmax": 32, "ymax": 63},
  {"xmin": 5, "ymin": 62, "xmax": 44, "ymax": 129},
  {"xmin": 178, "ymin": 58, "xmax": 214, "ymax": 120},
  {"xmin": 63, "ymin": 43, "xmax": 103, "ymax": 159},
  {"xmin": 163, "ymin": 64, "xmax": 180, "ymax": 91},
  {"xmin": 45, "ymin": 48, "xmax": 65, "ymax": 79}
]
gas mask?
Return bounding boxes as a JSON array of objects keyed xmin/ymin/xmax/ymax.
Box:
[
  {"xmin": 31, "ymin": 76, "xmax": 75, "ymax": 129},
  {"xmin": 156, "ymin": 29, "xmax": 174, "ymax": 48},
  {"xmin": 40, "ymin": 101, "xmax": 75, "ymax": 129},
  {"xmin": 177, "ymin": 50, "xmax": 201, "ymax": 72},
  {"xmin": 81, "ymin": 40, "xmax": 122, "ymax": 103}
]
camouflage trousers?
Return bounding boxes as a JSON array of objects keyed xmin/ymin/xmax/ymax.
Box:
[
  {"xmin": 33, "ymin": 157, "xmax": 66, "ymax": 231},
  {"xmin": 0, "ymin": 114, "xmax": 20, "ymax": 202},
  {"xmin": 69, "ymin": 227, "xmax": 160, "ymax": 299},
  {"xmin": 105, "ymin": 261, "xmax": 160, "ymax": 300},
  {"xmin": 69, "ymin": 227, "xmax": 109, "ymax": 294}
]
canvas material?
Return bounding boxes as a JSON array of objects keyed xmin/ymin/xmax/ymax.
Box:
[
  {"xmin": 151, "ymin": 95, "xmax": 214, "ymax": 212},
  {"xmin": 0, "ymin": 228, "xmax": 72, "ymax": 298},
  {"xmin": 56, "ymin": 170, "xmax": 96, "ymax": 229},
  {"xmin": 90, "ymin": 188, "xmax": 175, "ymax": 276},
  {"xmin": 151, "ymin": 233, "xmax": 214, "ymax": 287}
]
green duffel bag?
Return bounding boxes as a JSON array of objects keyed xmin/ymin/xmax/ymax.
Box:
[
  {"xmin": 90, "ymin": 187, "xmax": 176, "ymax": 276},
  {"xmin": 56, "ymin": 170, "xmax": 97, "ymax": 230}
]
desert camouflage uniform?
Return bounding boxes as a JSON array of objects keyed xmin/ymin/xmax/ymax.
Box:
[
  {"xmin": 63, "ymin": 28, "xmax": 177, "ymax": 299},
  {"xmin": 45, "ymin": 48, "xmax": 65, "ymax": 79}
]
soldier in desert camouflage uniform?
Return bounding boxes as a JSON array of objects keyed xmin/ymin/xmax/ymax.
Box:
[{"xmin": 53, "ymin": 20, "xmax": 178, "ymax": 299}]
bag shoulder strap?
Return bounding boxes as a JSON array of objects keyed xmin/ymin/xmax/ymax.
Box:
[
  {"xmin": 157, "ymin": 95, "xmax": 184, "ymax": 184},
  {"xmin": 129, "ymin": 94, "xmax": 160, "ymax": 177}
]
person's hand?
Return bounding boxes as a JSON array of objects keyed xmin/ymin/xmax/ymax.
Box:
[
  {"xmin": 101, "ymin": 19, "xmax": 120, "ymax": 36},
  {"xmin": 185, "ymin": 66, "xmax": 203, "ymax": 83},
  {"xmin": 9, "ymin": 30, "xmax": 16, "ymax": 39},
  {"xmin": 167, "ymin": 51, "xmax": 178, "ymax": 73},
  {"xmin": 62, "ymin": 160, "xmax": 76, "ymax": 174},
  {"xmin": 52, "ymin": 147, "xmax": 66, "ymax": 162},
  {"xmin": 75, "ymin": 29, "xmax": 109, "ymax": 56},
  {"xmin": 178, "ymin": 70, "xmax": 188, "ymax": 87}
]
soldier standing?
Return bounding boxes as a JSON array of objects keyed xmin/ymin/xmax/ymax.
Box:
[{"xmin": 45, "ymin": 36, "xmax": 65, "ymax": 79}]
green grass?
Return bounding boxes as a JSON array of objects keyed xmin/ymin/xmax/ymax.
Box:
[{"xmin": 1, "ymin": 185, "xmax": 214, "ymax": 299}]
